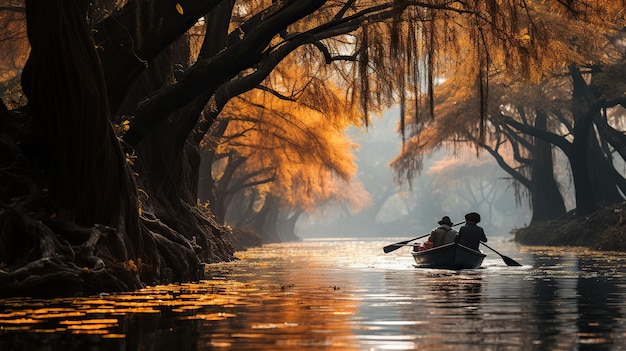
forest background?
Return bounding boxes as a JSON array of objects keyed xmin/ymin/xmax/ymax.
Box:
[
  {"xmin": 0, "ymin": 0, "xmax": 625, "ymax": 296},
  {"xmin": 297, "ymin": 108, "xmax": 535, "ymax": 239}
]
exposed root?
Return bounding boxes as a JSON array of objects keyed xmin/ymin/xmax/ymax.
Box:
[
  {"xmin": 142, "ymin": 216, "xmax": 202, "ymax": 254},
  {"xmin": 0, "ymin": 108, "xmax": 236, "ymax": 297}
]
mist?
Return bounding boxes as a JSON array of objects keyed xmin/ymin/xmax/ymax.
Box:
[{"xmin": 297, "ymin": 108, "xmax": 534, "ymax": 240}]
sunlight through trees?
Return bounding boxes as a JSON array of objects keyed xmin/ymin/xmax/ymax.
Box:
[{"xmin": 0, "ymin": 0, "xmax": 624, "ymax": 296}]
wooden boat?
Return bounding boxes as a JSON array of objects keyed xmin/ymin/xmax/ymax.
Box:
[{"xmin": 411, "ymin": 242, "xmax": 486, "ymax": 269}]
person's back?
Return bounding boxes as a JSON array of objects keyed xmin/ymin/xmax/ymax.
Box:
[
  {"xmin": 441, "ymin": 229, "xmax": 457, "ymax": 245},
  {"xmin": 429, "ymin": 216, "xmax": 458, "ymax": 247},
  {"xmin": 458, "ymin": 212, "xmax": 487, "ymax": 251}
]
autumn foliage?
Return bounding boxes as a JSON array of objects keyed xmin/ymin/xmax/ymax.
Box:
[{"xmin": 0, "ymin": 0, "xmax": 624, "ymax": 297}]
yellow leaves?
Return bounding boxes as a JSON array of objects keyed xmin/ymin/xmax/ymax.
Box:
[
  {"xmin": 124, "ymin": 260, "xmax": 137, "ymax": 272},
  {"xmin": 209, "ymin": 75, "xmax": 362, "ymax": 211},
  {"xmin": 124, "ymin": 258, "xmax": 142, "ymax": 272},
  {"xmin": 114, "ymin": 118, "xmax": 132, "ymax": 137},
  {"xmin": 175, "ymin": 3, "xmax": 184, "ymax": 15}
]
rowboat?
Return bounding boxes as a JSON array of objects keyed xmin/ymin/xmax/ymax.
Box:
[{"xmin": 411, "ymin": 242, "xmax": 486, "ymax": 269}]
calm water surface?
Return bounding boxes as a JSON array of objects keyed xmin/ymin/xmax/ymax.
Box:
[{"xmin": 1, "ymin": 238, "xmax": 626, "ymax": 350}]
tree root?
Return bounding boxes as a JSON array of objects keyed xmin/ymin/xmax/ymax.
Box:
[{"xmin": 1, "ymin": 118, "xmax": 235, "ymax": 296}]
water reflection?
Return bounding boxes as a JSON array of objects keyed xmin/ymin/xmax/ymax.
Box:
[
  {"xmin": 0, "ymin": 240, "xmax": 626, "ymax": 350},
  {"xmin": 523, "ymin": 248, "xmax": 626, "ymax": 351}
]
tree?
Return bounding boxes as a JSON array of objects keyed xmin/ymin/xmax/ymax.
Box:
[
  {"xmin": 1, "ymin": 1, "xmax": 148, "ymax": 296},
  {"xmin": 391, "ymin": 2, "xmax": 626, "ymax": 220},
  {"xmin": 2, "ymin": 0, "xmax": 622, "ymax": 296},
  {"xmin": 496, "ymin": 64, "xmax": 626, "ymax": 217},
  {"xmin": 428, "ymin": 154, "xmax": 522, "ymax": 232},
  {"xmin": 202, "ymin": 85, "xmax": 366, "ymax": 242}
]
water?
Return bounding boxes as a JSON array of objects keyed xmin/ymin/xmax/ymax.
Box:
[{"xmin": 1, "ymin": 238, "xmax": 626, "ymax": 350}]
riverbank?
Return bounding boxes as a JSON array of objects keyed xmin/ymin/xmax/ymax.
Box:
[{"xmin": 514, "ymin": 202, "xmax": 626, "ymax": 251}]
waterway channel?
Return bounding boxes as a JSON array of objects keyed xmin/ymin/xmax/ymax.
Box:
[{"xmin": 1, "ymin": 238, "xmax": 626, "ymax": 350}]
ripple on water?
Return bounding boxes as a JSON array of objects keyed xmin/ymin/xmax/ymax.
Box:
[{"xmin": 1, "ymin": 239, "xmax": 626, "ymax": 350}]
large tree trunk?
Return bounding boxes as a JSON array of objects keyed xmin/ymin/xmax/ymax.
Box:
[
  {"xmin": 0, "ymin": 1, "xmax": 222, "ymax": 297},
  {"xmin": 277, "ymin": 209, "xmax": 303, "ymax": 242},
  {"xmin": 94, "ymin": 0, "xmax": 223, "ymax": 114},
  {"xmin": 119, "ymin": 34, "xmax": 234, "ymax": 263},
  {"xmin": 250, "ymin": 196, "xmax": 282, "ymax": 243},
  {"xmin": 125, "ymin": 1, "xmax": 236, "ymax": 261},
  {"xmin": 0, "ymin": 0, "xmax": 146, "ymax": 296},
  {"xmin": 587, "ymin": 132, "xmax": 625, "ymax": 206},
  {"xmin": 22, "ymin": 0, "xmax": 137, "ymax": 232},
  {"xmin": 225, "ymin": 191, "xmax": 280, "ymax": 243},
  {"xmin": 569, "ymin": 65, "xmax": 598, "ymax": 216},
  {"xmin": 530, "ymin": 109, "xmax": 566, "ymax": 224}
]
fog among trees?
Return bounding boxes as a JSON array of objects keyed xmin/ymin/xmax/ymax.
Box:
[
  {"xmin": 0, "ymin": 0, "xmax": 624, "ymax": 296},
  {"xmin": 297, "ymin": 108, "xmax": 536, "ymax": 239}
]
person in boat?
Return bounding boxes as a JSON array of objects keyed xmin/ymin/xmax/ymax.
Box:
[
  {"xmin": 427, "ymin": 216, "xmax": 458, "ymax": 247},
  {"xmin": 458, "ymin": 212, "xmax": 487, "ymax": 251}
]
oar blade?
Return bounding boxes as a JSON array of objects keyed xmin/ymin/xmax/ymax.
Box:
[
  {"xmin": 383, "ymin": 241, "xmax": 408, "ymax": 253},
  {"xmin": 480, "ymin": 242, "xmax": 522, "ymax": 267},
  {"xmin": 502, "ymin": 255, "xmax": 522, "ymax": 267}
]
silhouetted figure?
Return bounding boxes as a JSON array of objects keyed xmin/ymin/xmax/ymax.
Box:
[
  {"xmin": 458, "ymin": 212, "xmax": 487, "ymax": 251},
  {"xmin": 428, "ymin": 216, "xmax": 458, "ymax": 247}
]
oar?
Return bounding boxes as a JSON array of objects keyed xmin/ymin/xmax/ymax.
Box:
[
  {"xmin": 480, "ymin": 242, "xmax": 522, "ymax": 266},
  {"xmin": 383, "ymin": 221, "xmax": 465, "ymax": 254},
  {"xmin": 383, "ymin": 234, "xmax": 430, "ymax": 253}
]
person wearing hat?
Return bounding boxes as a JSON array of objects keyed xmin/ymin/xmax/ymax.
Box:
[
  {"xmin": 428, "ymin": 216, "xmax": 458, "ymax": 247},
  {"xmin": 458, "ymin": 212, "xmax": 487, "ymax": 250}
]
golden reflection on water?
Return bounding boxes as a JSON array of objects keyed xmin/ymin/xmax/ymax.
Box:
[
  {"xmin": 0, "ymin": 243, "xmax": 362, "ymax": 350},
  {"xmin": 0, "ymin": 280, "xmax": 255, "ymax": 334},
  {"xmin": 1, "ymin": 240, "xmax": 626, "ymax": 350}
]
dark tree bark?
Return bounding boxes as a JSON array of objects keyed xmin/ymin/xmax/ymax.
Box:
[
  {"xmin": 479, "ymin": 113, "xmax": 566, "ymax": 225},
  {"xmin": 122, "ymin": 0, "xmax": 327, "ymax": 147},
  {"xmin": 498, "ymin": 65, "xmax": 602, "ymax": 217},
  {"xmin": 594, "ymin": 100, "xmax": 626, "ymax": 162},
  {"xmin": 94, "ymin": 0, "xmax": 223, "ymax": 114},
  {"xmin": 277, "ymin": 209, "xmax": 303, "ymax": 242},
  {"xmin": 116, "ymin": 33, "xmax": 235, "ymax": 265},
  {"xmin": 22, "ymin": 0, "xmax": 137, "ymax": 231},
  {"xmin": 586, "ymin": 132, "xmax": 625, "ymax": 206},
  {"xmin": 593, "ymin": 112, "xmax": 626, "ymax": 197},
  {"xmin": 0, "ymin": 1, "xmax": 225, "ymax": 297},
  {"xmin": 245, "ymin": 195, "xmax": 282, "ymax": 243},
  {"xmin": 0, "ymin": 0, "xmax": 146, "ymax": 296},
  {"xmin": 568, "ymin": 64, "xmax": 601, "ymax": 216},
  {"xmin": 529, "ymin": 109, "xmax": 566, "ymax": 223},
  {"xmin": 206, "ymin": 152, "xmax": 248, "ymax": 224}
]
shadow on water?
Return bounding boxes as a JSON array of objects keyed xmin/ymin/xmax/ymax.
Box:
[
  {"xmin": 1, "ymin": 240, "xmax": 626, "ymax": 350},
  {"xmin": 525, "ymin": 249, "xmax": 625, "ymax": 351}
]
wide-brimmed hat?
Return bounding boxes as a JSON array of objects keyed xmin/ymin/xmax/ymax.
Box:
[
  {"xmin": 438, "ymin": 216, "xmax": 453, "ymax": 226},
  {"xmin": 464, "ymin": 212, "xmax": 481, "ymax": 223}
]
